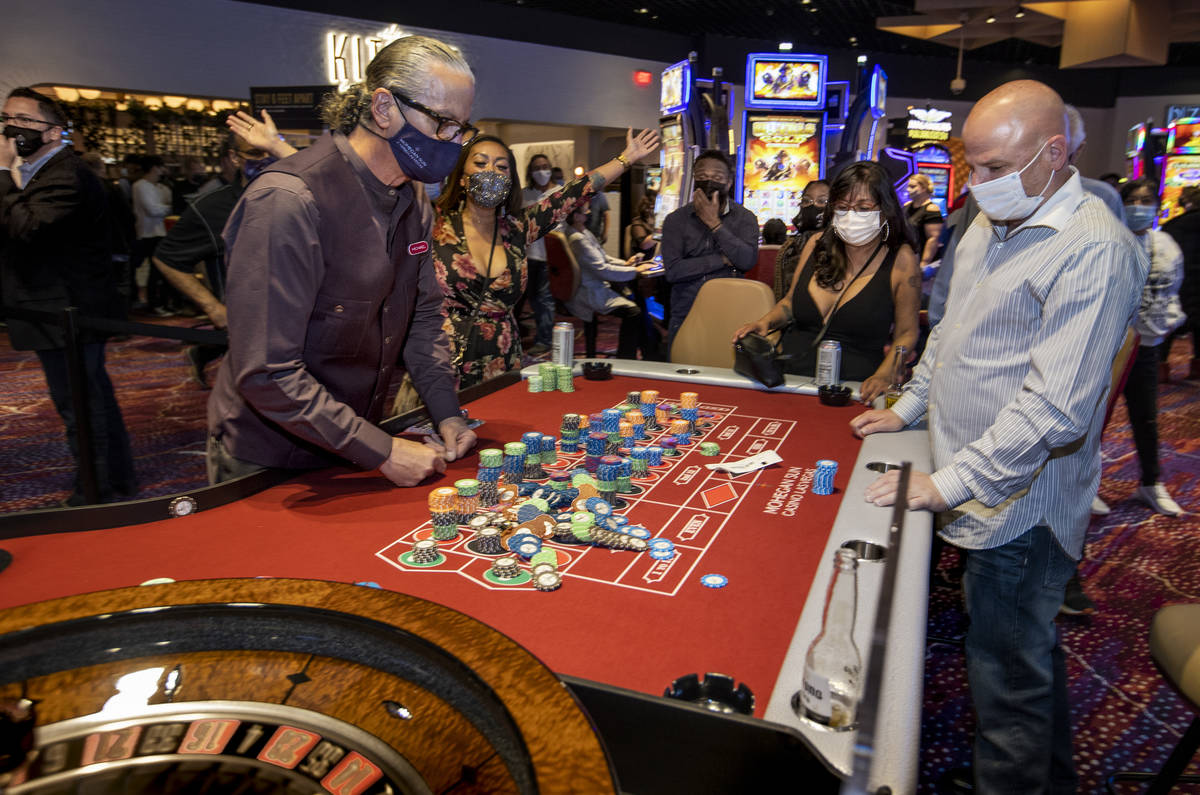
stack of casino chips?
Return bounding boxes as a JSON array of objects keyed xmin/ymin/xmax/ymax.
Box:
[
  {"xmin": 700, "ymin": 442, "xmax": 720, "ymax": 456},
  {"xmin": 502, "ymin": 442, "xmax": 527, "ymax": 485},
  {"xmin": 814, "ymin": 460, "xmax": 838, "ymax": 495},
  {"xmin": 411, "ymin": 539, "xmax": 440, "ymax": 564},
  {"xmin": 617, "ymin": 458, "xmax": 634, "ymax": 494},
  {"xmin": 454, "ymin": 478, "xmax": 480, "ymax": 523},
  {"xmin": 670, "ymin": 418, "xmax": 692, "ymax": 446},
  {"xmin": 646, "ymin": 445, "xmax": 664, "ymax": 466},
  {"xmin": 476, "ymin": 448, "xmax": 503, "ymax": 506},
  {"xmin": 522, "ymin": 432, "xmax": 545, "ymax": 479},
  {"xmin": 618, "ymin": 421, "xmax": 635, "ymax": 451},
  {"xmin": 539, "ymin": 362, "xmax": 557, "ymax": 391},
  {"xmin": 585, "ymin": 431, "xmax": 607, "ymax": 471},
  {"xmin": 640, "ymin": 390, "xmax": 660, "ymax": 430},
  {"xmin": 526, "ymin": 375, "xmax": 542, "ymax": 392},
  {"xmin": 601, "ymin": 408, "xmax": 621, "ymax": 450},
  {"xmin": 626, "ymin": 390, "xmax": 642, "ymax": 406},
  {"xmin": 540, "ymin": 434, "xmax": 557, "ymax": 467},
  {"xmin": 558, "ymin": 364, "xmax": 575, "ymax": 393},
  {"xmin": 628, "ymin": 447, "xmax": 650, "ymax": 476},
  {"xmin": 597, "ymin": 457, "xmax": 621, "ymax": 505},
  {"xmin": 588, "ymin": 413, "xmax": 604, "ymax": 434},
  {"xmin": 626, "ymin": 409, "xmax": 646, "ymax": 440},
  {"xmin": 661, "ymin": 438, "xmax": 680, "ymax": 457},
  {"xmin": 475, "ymin": 526, "xmax": 505, "ymax": 554},
  {"xmin": 656, "ymin": 404, "xmax": 672, "ymax": 428},
  {"xmin": 559, "ymin": 414, "xmax": 581, "ymax": 453},
  {"xmin": 428, "ymin": 487, "xmax": 459, "ymax": 540},
  {"xmin": 570, "ymin": 510, "xmax": 594, "ymax": 542},
  {"xmin": 680, "ymin": 392, "xmax": 700, "ymax": 433},
  {"xmin": 491, "ymin": 557, "xmax": 521, "ymax": 579}
]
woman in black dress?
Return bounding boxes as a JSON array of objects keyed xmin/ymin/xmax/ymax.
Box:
[
  {"xmin": 734, "ymin": 162, "xmax": 921, "ymax": 403},
  {"xmin": 903, "ymin": 173, "xmax": 944, "ymax": 268}
]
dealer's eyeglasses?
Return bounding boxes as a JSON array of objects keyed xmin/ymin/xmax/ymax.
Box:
[{"xmin": 391, "ymin": 92, "xmax": 478, "ymax": 143}]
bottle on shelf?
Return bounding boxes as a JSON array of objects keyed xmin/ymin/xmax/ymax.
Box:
[{"xmin": 793, "ymin": 547, "xmax": 861, "ymax": 730}]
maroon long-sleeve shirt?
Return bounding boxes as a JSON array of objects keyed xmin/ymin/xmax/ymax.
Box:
[{"xmin": 207, "ymin": 133, "xmax": 458, "ymax": 471}]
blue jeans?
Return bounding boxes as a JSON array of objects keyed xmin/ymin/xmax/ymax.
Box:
[
  {"xmin": 962, "ymin": 526, "xmax": 1078, "ymax": 795},
  {"xmin": 526, "ymin": 259, "xmax": 555, "ymax": 347}
]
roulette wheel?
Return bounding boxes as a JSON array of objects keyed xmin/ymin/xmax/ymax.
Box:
[{"xmin": 0, "ymin": 579, "xmax": 615, "ymax": 794}]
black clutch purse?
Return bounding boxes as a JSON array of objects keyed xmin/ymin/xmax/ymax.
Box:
[{"xmin": 733, "ymin": 332, "xmax": 790, "ymax": 388}]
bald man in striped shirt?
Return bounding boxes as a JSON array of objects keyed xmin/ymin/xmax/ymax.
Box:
[{"xmin": 851, "ymin": 81, "xmax": 1146, "ymax": 794}]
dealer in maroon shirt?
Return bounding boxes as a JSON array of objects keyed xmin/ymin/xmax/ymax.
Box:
[{"xmin": 207, "ymin": 36, "xmax": 478, "ymax": 487}]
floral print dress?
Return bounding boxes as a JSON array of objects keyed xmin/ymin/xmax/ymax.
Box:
[{"xmin": 431, "ymin": 175, "xmax": 596, "ymax": 388}]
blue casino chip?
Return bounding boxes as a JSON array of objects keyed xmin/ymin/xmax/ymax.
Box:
[
  {"xmin": 648, "ymin": 538, "xmax": 674, "ymax": 551},
  {"xmin": 649, "ymin": 548, "xmax": 676, "ymax": 561},
  {"xmin": 517, "ymin": 482, "xmax": 540, "ymax": 497},
  {"xmin": 354, "ymin": 581, "xmax": 382, "ymax": 589},
  {"xmin": 626, "ymin": 526, "xmax": 652, "ymax": 540},
  {"xmin": 506, "ymin": 533, "xmax": 541, "ymax": 552},
  {"xmin": 516, "ymin": 541, "xmax": 541, "ymax": 559},
  {"xmin": 700, "ymin": 574, "xmax": 729, "ymax": 588},
  {"xmin": 554, "ymin": 512, "xmax": 575, "ymax": 523}
]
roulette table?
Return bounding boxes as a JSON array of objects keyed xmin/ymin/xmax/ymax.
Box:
[{"xmin": 0, "ymin": 361, "xmax": 934, "ymax": 794}]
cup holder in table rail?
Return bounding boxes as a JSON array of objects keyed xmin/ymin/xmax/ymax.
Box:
[
  {"xmin": 841, "ymin": 539, "xmax": 887, "ymax": 562},
  {"xmin": 674, "ymin": 368, "xmax": 701, "ymax": 375},
  {"xmin": 865, "ymin": 461, "xmax": 903, "ymax": 473}
]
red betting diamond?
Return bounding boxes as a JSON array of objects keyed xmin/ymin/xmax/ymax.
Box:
[{"xmin": 700, "ymin": 483, "xmax": 738, "ymax": 508}]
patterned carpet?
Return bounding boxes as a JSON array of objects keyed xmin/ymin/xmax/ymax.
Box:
[{"xmin": 1, "ymin": 319, "xmax": 1198, "ymax": 794}]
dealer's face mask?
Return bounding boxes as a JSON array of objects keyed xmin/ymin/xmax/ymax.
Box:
[
  {"xmin": 1125, "ymin": 204, "xmax": 1157, "ymax": 232},
  {"xmin": 968, "ymin": 139, "xmax": 1056, "ymax": 221},
  {"xmin": 832, "ymin": 210, "xmax": 881, "ymax": 246},
  {"xmin": 467, "ymin": 170, "xmax": 512, "ymax": 209}
]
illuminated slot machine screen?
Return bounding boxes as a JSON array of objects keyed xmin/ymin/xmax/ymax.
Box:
[
  {"xmin": 917, "ymin": 163, "xmax": 952, "ymax": 216},
  {"xmin": 744, "ymin": 53, "xmax": 828, "ymax": 111},
  {"xmin": 655, "ymin": 118, "xmax": 687, "ymax": 230},
  {"xmin": 738, "ymin": 111, "xmax": 826, "ymax": 227},
  {"xmin": 644, "ymin": 166, "xmax": 662, "ymax": 194},
  {"xmin": 1126, "ymin": 122, "xmax": 1147, "ymax": 180},
  {"xmin": 1159, "ymin": 154, "xmax": 1200, "ymax": 224}
]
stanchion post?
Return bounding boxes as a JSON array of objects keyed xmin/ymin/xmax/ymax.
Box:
[{"xmin": 62, "ymin": 307, "xmax": 100, "ymax": 505}]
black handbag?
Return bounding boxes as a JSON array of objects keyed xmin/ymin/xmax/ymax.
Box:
[{"xmin": 733, "ymin": 331, "xmax": 791, "ymax": 388}]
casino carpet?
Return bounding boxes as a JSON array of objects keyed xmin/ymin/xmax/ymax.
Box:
[{"xmin": 2, "ymin": 320, "xmax": 1199, "ymax": 794}]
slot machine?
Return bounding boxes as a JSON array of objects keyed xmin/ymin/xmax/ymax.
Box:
[{"xmin": 1159, "ymin": 117, "xmax": 1200, "ymax": 224}]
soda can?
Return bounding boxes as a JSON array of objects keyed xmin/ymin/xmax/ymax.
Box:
[
  {"xmin": 816, "ymin": 340, "xmax": 842, "ymax": 387},
  {"xmin": 552, "ymin": 322, "xmax": 574, "ymax": 368}
]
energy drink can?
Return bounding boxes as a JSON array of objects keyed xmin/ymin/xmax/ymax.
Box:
[
  {"xmin": 817, "ymin": 340, "xmax": 842, "ymax": 387},
  {"xmin": 552, "ymin": 322, "xmax": 574, "ymax": 368}
]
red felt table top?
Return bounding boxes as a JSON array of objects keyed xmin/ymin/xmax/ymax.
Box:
[{"xmin": 2, "ymin": 375, "xmax": 865, "ymax": 716}]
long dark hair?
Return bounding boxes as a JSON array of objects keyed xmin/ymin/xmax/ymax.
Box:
[
  {"xmin": 436, "ymin": 135, "xmax": 524, "ymax": 217},
  {"xmin": 812, "ymin": 161, "xmax": 914, "ymax": 289},
  {"xmin": 1119, "ymin": 177, "xmax": 1159, "ymax": 206}
]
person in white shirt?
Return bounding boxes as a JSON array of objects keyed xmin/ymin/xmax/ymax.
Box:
[
  {"xmin": 850, "ymin": 80, "xmax": 1146, "ymax": 794},
  {"xmin": 131, "ymin": 155, "xmax": 176, "ymax": 315},
  {"xmin": 520, "ymin": 153, "xmax": 558, "ymax": 354},
  {"xmin": 564, "ymin": 204, "xmax": 655, "ymax": 358}
]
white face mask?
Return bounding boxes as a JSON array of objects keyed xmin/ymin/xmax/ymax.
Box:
[
  {"xmin": 531, "ymin": 168, "xmax": 552, "ymax": 187},
  {"xmin": 968, "ymin": 139, "xmax": 1055, "ymax": 222},
  {"xmin": 832, "ymin": 210, "xmax": 881, "ymax": 246}
]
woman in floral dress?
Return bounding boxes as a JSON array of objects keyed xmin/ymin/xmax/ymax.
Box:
[{"xmin": 429, "ymin": 128, "xmax": 659, "ymax": 389}]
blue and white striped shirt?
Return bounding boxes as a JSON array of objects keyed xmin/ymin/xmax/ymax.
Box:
[{"xmin": 891, "ymin": 170, "xmax": 1147, "ymax": 559}]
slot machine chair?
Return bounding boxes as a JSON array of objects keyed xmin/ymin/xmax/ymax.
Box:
[{"xmin": 670, "ymin": 278, "xmax": 777, "ymax": 369}]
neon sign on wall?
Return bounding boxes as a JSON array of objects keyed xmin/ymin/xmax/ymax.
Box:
[{"xmin": 326, "ymin": 24, "xmax": 410, "ymax": 85}]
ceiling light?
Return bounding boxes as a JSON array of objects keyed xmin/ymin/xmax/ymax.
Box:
[
  {"xmin": 779, "ymin": 41, "xmax": 793, "ymax": 50},
  {"xmin": 634, "ymin": 7, "xmax": 648, "ymax": 13},
  {"xmin": 809, "ymin": 6, "xmax": 818, "ymax": 12},
  {"xmin": 985, "ymin": 15, "xmax": 996, "ymax": 23},
  {"xmin": 856, "ymin": 54, "xmax": 867, "ymax": 65},
  {"xmin": 849, "ymin": 36, "xmax": 858, "ymax": 44},
  {"xmin": 801, "ymin": 0, "xmax": 811, "ymax": 4},
  {"xmin": 1014, "ymin": 10, "xmax": 1026, "ymax": 18}
]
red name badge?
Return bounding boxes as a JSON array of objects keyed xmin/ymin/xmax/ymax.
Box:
[{"xmin": 408, "ymin": 241, "xmax": 429, "ymax": 256}]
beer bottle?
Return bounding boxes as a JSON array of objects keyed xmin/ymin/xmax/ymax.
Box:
[{"xmin": 794, "ymin": 547, "xmax": 861, "ymax": 730}]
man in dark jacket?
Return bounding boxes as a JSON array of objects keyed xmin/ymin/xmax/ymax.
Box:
[
  {"xmin": 1, "ymin": 87, "xmax": 136, "ymax": 505},
  {"xmin": 1163, "ymin": 185, "xmax": 1200, "ymax": 380}
]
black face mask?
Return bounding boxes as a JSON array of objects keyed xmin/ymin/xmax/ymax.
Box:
[
  {"xmin": 694, "ymin": 179, "xmax": 727, "ymax": 201},
  {"xmin": 3, "ymin": 125, "xmax": 46, "ymax": 158},
  {"xmin": 794, "ymin": 204, "xmax": 827, "ymax": 231}
]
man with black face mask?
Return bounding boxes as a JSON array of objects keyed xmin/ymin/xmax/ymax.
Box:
[
  {"xmin": 207, "ymin": 36, "xmax": 479, "ymax": 488},
  {"xmin": 1, "ymin": 86, "xmax": 137, "ymax": 505},
  {"xmin": 153, "ymin": 126, "xmax": 294, "ymax": 387},
  {"xmin": 660, "ymin": 149, "xmax": 760, "ymax": 351},
  {"xmin": 774, "ymin": 179, "xmax": 829, "ymax": 299}
]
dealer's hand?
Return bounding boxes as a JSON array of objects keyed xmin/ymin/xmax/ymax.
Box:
[
  {"xmin": 693, "ymin": 188, "xmax": 721, "ymax": 229},
  {"xmin": 859, "ymin": 374, "xmax": 890, "ymax": 406},
  {"xmin": 434, "ymin": 416, "xmax": 477, "ymax": 462},
  {"xmin": 379, "ymin": 437, "xmax": 445, "ymax": 487},
  {"xmin": 849, "ymin": 408, "xmax": 904, "ymax": 438},
  {"xmin": 863, "ymin": 469, "xmax": 948, "ymax": 512}
]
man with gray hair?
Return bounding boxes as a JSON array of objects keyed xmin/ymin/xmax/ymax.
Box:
[
  {"xmin": 1065, "ymin": 104, "xmax": 1125, "ymax": 222},
  {"xmin": 208, "ymin": 35, "xmax": 479, "ymax": 487}
]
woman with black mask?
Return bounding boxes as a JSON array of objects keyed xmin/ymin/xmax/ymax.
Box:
[
  {"xmin": 393, "ymin": 129, "xmax": 658, "ymax": 410},
  {"xmin": 772, "ymin": 179, "xmax": 829, "ymax": 299}
]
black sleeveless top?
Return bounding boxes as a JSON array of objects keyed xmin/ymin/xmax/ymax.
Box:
[{"xmin": 780, "ymin": 243, "xmax": 898, "ymax": 381}]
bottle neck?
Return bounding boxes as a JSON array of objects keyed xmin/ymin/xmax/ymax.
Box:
[{"xmin": 821, "ymin": 555, "xmax": 858, "ymax": 634}]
